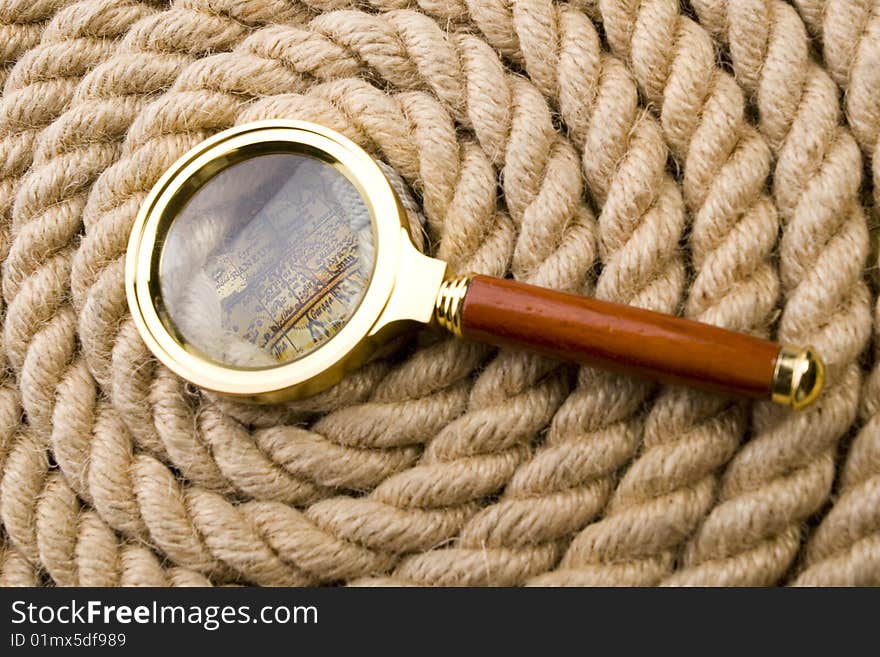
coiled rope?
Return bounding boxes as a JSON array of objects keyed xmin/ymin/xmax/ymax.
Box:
[{"xmin": 0, "ymin": 0, "xmax": 876, "ymax": 586}]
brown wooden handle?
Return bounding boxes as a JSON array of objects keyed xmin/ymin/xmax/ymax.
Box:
[{"xmin": 451, "ymin": 275, "xmax": 822, "ymax": 406}]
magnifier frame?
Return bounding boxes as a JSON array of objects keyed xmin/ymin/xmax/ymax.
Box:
[{"xmin": 126, "ymin": 120, "xmax": 447, "ymax": 402}]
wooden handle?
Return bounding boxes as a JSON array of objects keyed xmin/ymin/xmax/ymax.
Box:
[{"xmin": 441, "ymin": 275, "xmax": 823, "ymax": 407}]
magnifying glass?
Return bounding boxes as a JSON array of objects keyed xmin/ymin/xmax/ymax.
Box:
[{"xmin": 125, "ymin": 120, "xmax": 824, "ymax": 409}]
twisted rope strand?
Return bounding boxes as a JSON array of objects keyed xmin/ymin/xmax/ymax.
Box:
[
  {"xmin": 0, "ymin": 1, "xmax": 76, "ymax": 89},
  {"xmin": 354, "ymin": 5, "xmax": 689, "ymax": 585},
  {"xmin": 421, "ymin": 0, "xmax": 779, "ymax": 585},
  {"xmin": 0, "ymin": 0, "xmax": 331, "ymax": 582},
  {"xmin": 2, "ymin": 0, "xmax": 157, "ymax": 439},
  {"xmin": 320, "ymin": 0, "xmax": 779, "ymax": 587},
  {"xmin": 782, "ymin": 0, "xmax": 880, "ymax": 586},
  {"xmin": 665, "ymin": 0, "xmax": 873, "ymax": 585},
  {"xmin": 0, "ymin": 1, "xmax": 76, "ymax": 588},
  {"xmin": 215, "ymin": 75, "xmax": 588, "ymax": 578},
  {"xmin": 251, "ymin": 13, "xmax": 599, "ymax": 585},
  {"xmin": 8, "ymin": 430, "xmax": 214, "ymax": 585},
  {"xmin": 0, "ymin": 0, "xmax": 873, "ymax": 587},
  {"xmin": 22, "ymin": 0, "xmax": 320, "ymax": 516},
  {"xmin": 0, "ymin": 531, "xmax": 39, "ymax": 586},
  {"xmin": 45, "ymin": 49, "xmax": 528, "ymax": 580},
  {"xmin": 542, "ymin": 0, "xmax": 779, "ymax": 585},
  {"xmin": 46, "ymin": 3, "xmax": 595, "ymax": 583},
  {"xmin": 0, "ymin": 0, "xmax": 158, "ymax": 581}
]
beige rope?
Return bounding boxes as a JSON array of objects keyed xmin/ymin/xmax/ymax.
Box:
[
  {"xmin": 408, "ymin": 0, "xmax": 782, "ymax": 587},
  {"xmin": 354, "ymin": 4, "xmax": 693, "ymax": 585},
  {"xmin": 8, "ymin": 28, "xmax": 515, "ymax": 583},
  {"xmin": 0, "ymin": 0, "xmax": 207, "ymax": 587},
  {"xmin": 670, "ymin": 0, "xmax": 872, "ymax": 585},
  {"xmin": 48, "ymin": 6, "xmax": 595, "ymax": 584},
  {"xmin": 783, "ymin": 0, "xmax": 880, "ymax": 587},
  {"xmin": 0, "ymin": 0, "xmax": 876, "ymax": 586},
  {"xmin": 0, "ymin": 532, "xmax": 39, "ymax": 586},
  {"xmin": 0, "ymin": 0, "xmax": 322, "ymax": 586},
  {"xmin": 392, "ymin": 0, "xmax": 781, "ymax": 585}
]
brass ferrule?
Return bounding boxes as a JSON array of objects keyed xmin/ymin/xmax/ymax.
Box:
[
  {"xmin": 771, "ymin": 345, "xmax": 825, "ymax": 410},
  {"xmin": 434, "ymin": 275, "xmax": 472, "ymax": 337}
]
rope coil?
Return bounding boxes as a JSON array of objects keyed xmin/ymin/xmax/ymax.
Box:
[{"xmin": 0, "ymin": 0, "xmax": 877, "ymax": 586}]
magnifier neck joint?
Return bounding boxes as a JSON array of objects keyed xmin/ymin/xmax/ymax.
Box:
[{"xmin": 434, "ymin": 275, "xmax": 473, "ymax": 338}]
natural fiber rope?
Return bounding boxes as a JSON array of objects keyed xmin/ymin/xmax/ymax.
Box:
[
  {"xmin": 783, "ymin": 0, "xmax": 880, "ymax": 586},
  {"xmin": 648, "ymin": 0, "xmax": 871, "ymax": 585},
  {"xmin": 0, "ymin": 0, "xmax": 877, "ymax": 586}
]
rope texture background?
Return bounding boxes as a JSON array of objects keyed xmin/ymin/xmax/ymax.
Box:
[{"xmin": 0, "ymin": 0, "xmax": 877, "ymax": 586}]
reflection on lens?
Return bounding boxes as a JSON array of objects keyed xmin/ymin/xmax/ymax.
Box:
[{"xmin": 159, "ymin": 152, "xmax": 374, "ymax": 368}]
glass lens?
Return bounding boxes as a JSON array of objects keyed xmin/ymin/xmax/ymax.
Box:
[{"xmin": 159, "ymin": 151, "xmax": 374, "ymax": 368}]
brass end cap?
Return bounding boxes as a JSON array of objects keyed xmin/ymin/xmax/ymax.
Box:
[{"xmin": 771, "ymin": 345, "xmax": 825, "ymax": 411}]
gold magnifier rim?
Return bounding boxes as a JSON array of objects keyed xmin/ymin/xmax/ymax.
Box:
[{"xmin": 125, "ymin": 119, "xmax": 405, "ymax": 400}]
